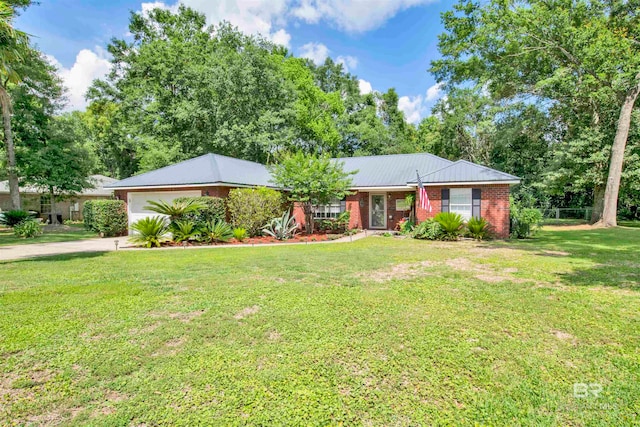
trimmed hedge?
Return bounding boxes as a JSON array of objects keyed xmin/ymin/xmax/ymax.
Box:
[
  {"xmin": 227, "ymin": 187, "xmax": 283, "ymax": 236},
  {"xmin": 83, "ymin": 200, "xmax": 128, "ymax": 237},
  {"xmin": 173, "ymin": 196, "xmax": 225, "ymax": 227}
]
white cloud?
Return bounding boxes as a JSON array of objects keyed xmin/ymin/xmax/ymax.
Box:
[
  {"xmin": 336, "ymin": 55, "xmax": 357, "ymax": 72},
  {"xmin": 269, "ymin": 28, "xmax": 291, "ymax": 48},
  {"xmin": 48, "ymin": 49, "xmax": 111, "ymax": 111},
  {"xmin": 358, "ymin": 79, "xmax": 372, "ymax": 95},
  {"xmin": 290, "ymin": 0, "xmax": 436, "ymax": 33},
  {"xmin": 426, "ymin": 82, "xmax": 444, "ymax": 101},
  {"xmin": 398, "ymin": 94, "xmax": 424, "ymax": 124},
  {"xmin": 299, "ymin": 42, "xmax": 330, "ymax": 65}
]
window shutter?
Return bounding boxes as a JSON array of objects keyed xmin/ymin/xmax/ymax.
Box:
[
  {"xmin": 441, "ymin": 189, "xmax": 450, "ymax": 213},
  {"xmin": 472, "ymin": 188, "xmax": 481, "ymax": 219}
]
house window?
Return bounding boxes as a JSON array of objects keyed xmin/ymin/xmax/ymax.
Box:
[
  {"xmin": 450, "ymin": 188, "xmax": 472, "ymax": 220},
  {"xmin": 314, "ymin": 199, "xmax": 346, "ymax": 219},
  {"xmin": 40, "ymin": 195, "xmax": 51, "ymax": 213}
]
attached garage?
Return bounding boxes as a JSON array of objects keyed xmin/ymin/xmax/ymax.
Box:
[{"xmin": 127, "ymin": 190, "xmax": 201, "ymax": 233}]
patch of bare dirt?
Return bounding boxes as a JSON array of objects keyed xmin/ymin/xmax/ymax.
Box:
[
  {"xmin": 362, "ymin": 260, "xmax": 435, "ymax": 283},
  {"xmin": 540, "ymin": 250, "xmax": 571, "ymax": 257},
  {"xmin": 167, "ymin": 310, "xmax": 205, "ymax": 323},
  {"xmin": 234, "ymin": 305, "xmax": 260, "ymax": 320},
  {"xmin": 267, "ymin": 330, "xmax": 282, "ymax": 341},
  {"xmin": 550, "ymin": 329, "xmax": 576, "ymax": 341},
  {"xmin": 543, "ymin": 224, "xmax": 593, "ymax": 231},
  {"xmin": 446, "ymin": 257, "xmax": 528, "ymax": 284},
  {"xmin": 152, "ymin": 337, "xmax": 187, "ymax": 357}
]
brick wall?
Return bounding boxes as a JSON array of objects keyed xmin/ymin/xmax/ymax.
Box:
[{"xmin": 416, "ymin": 184, "xmax": 511, "ymax": 238}]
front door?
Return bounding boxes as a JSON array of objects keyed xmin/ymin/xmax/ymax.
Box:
[{"xmin": 370, "ymin": 193, "xmax": 387, "ymax": 229}]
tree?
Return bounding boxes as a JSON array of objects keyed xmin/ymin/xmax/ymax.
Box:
[
  {"xmin": 269, "ymin": 152, "xmax": 355, "ymax": 234},
  {"xmin": 21, "ymin": 115, "xmax": 94, "ymax": 224},
  {"xmin": 0, "ymin": 0, "xmax": 30, "ymax": 209},
  {"xmin": 431, "ymin": 0, "xmax": 640, "ymax": 226}
]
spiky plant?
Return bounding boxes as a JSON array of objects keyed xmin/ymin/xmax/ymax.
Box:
[
  {"xmin": 130, "ymin": 216, "xmax": 170, "ymax": 248},
  {"xmin": 262, "ymin": 210, "xmax": 298, "ymax": 240},
  {"xmin": 199, "ymin": 219, "xmax": 233, "ymax": 244},
  {"xmin": 466, "ymin": 217, "xmax": 491, "ymax": 241},
  {"xmin": 144, "ymin": 199, "xmax": 206, "ymax": 222},
  {"xmin": 434, "ymin": 212, "xmax": 464, "ymax": 241},
  {"xmin": 171, "ymin": 219, "xmax": 199, "ymax": 243}
]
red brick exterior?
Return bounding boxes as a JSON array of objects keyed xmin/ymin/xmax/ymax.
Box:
[{"xmin": 113, "ymin": 185, "xmax": 234, "ymax": 201}]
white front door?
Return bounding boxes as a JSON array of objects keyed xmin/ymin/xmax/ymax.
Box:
[{"xmin": 369, "ymin": 193, "xmax": 387, "ymax": 229}]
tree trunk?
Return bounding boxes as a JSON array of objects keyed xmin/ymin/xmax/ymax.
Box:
[
  {"xmin": 590, "ymin": 185, "xmax": 605, "ymax": 224},
  {"xmin": 303, "ymin": 202, "xmax": 314, "ymax": 234},
  {"xmin": 49, "ymin": 188, "xmax": 58, "ymax": 225},
  {"xmin": 599, "ymin": 76, "xmax": 640, "ymax": 228},
  {"xmin": 0, "ymin": 84, "xmax": 20, "ymax": 210}
]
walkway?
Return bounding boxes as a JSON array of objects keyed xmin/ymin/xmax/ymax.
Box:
[{"xmin": 0, "ymin": 232, "xmax": 372, "ymax": 262}]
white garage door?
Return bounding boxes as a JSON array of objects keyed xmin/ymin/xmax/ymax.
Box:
[{"xmin": 127, "ymin": 190, "xmax": 202, "ymax": 234}]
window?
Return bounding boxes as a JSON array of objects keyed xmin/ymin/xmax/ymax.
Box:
[
  {"xmin": 450, "ymin": 188, "xmax": 472, "ymax": 220},
  {"xmin": 314, "ymin": 199, "xmax": 346, "ymax": 219},
  {"xmin": 40, "ymin": 195, "xmax": 51, "ymax": 213}
]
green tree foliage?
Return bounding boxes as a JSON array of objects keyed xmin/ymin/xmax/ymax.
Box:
[
  {"xmin": 431, "ymin": 0, "xmax": 640, "ymax": 225},
  {"xmin": 269, "ymin": 152, "xmax": 355, "ymax": 234},
  {"xmin": 227, "ymin": 187, "xmax": 283, "ymax": 237}
]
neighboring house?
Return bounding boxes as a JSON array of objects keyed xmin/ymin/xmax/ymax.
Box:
[
  {"xmin": 106, "ymin": 153, "xmax": 520, "ymax": 238},
  {"xmin": 0, "ymin": 175, "xmax": 117, "ymax": 222}
]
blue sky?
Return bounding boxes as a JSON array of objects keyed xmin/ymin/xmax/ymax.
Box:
[{"xmin": 16, "ymin": 0, "xmax": 454, "ymax": 123}]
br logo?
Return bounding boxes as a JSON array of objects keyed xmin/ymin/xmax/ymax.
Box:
[{"xmin": 573, "ymin": 383, "xmax": 602, "ymax": 398}]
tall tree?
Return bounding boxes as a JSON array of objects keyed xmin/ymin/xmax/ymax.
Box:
[
  {"xmin": 431, "ymin": 0, "xmax": 640, "ymax": 226},
  {"xmin": 0, "ymin": 0, "xmax": 30, "ymax": 209}
]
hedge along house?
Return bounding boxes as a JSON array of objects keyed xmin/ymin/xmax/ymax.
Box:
[{"xmin": 106, "ymin": 152, "xmax": 519, "ymax": 237}]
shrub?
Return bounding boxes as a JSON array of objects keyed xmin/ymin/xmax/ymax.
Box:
[
  {"xmin": 200, "ymin": 219, "xmax": 233, "ymax": 244},
  {"xmin": 510, "ymin": 199, "xmax": 543, "ymax": 239},
  {"xmin": 227, "ymin": 187, "xmax": 283, "ymax": 236},
  {"xmin": 145, "ymin": 198, "xmax": 208, "ymax": 222},
  {"xmin": 434, "ymin": 212, "xmax": 464, "ymax": 241},
  {"xmin": 13, "ymin": 219, "xmax": 42, "ymax": 238},
  {"xmin": 171, "ymin": 219, "xmax": 199, "ymax": 243},
  {"xmin": 320, "ymin": 211, "xmax": 351, "ymax": 233},
  {"xmin": 130, "ymin": 216, "xmax": 170, "ymax": 248},
  {"xmin": 1, "ymin": 210, "xmax": 30, "ymax": 227},
  {"xmin": 263, "ymin": 211, "xmax": 298, "ymax": 240},
  {"xmin": 397, "ymin": 218, "xmax": 415, "ymax": 234},
  {"xmin": 413, "ymin": 219, "xmax": 443, "ymax": 240},
  {"xmin": 466, "ymin": 217, "xmax": 491, "ymax": 241},
  {"xmin": 233, "ymin": 227, "xmax": 248, "ymax": 242},
  {"xmin": 84, "ymin": 200, "xmax": 128, "ymax": 237}
]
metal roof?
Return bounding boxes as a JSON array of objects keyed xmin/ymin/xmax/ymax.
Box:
[
  {"xmin": 105, "ymin": 153, "xmax": 274, "ymax": 189},
  {"xmin": 410, "ymin": 160, "xmax": 520, "ymax": 184},
  {"xmin": 0, "ymin": 175, "xmax": 117, "ymax": 196},
  {"xmin": 335, "ymin": 153, "xmax": 453, "ymax": 187}
]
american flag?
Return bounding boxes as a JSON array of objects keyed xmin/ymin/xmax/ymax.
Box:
[{"xmin": 416, "ymin": 171, "xmax": 432, "ymax": 212}]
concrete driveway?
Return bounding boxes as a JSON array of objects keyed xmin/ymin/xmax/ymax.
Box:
[{"xmin": 0, "ymin": 237, "xmax": 122, "ymax": 261}]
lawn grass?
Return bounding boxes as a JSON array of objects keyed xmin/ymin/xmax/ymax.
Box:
[
  {"xmin": 1, "ymin": 228, "xmax": 638, "ymax": 425},
  {"xmin": 0, "ymin": 224, "xmax": 97, "ymax": 246}
]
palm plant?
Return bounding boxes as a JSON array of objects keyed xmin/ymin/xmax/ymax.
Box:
[
  {"xmin": 199, "ymin": 219, "xmax": 233, "ymax": 244},
  {"xmin": 130, "ymin": 216, "xmax": 170, "ymax": 248},
  {"xmin": 434, "ymin": 212, "xmax": 464, "ymax": 241},
  {"xmin": 466, "ymin": 217, "xmax": 491, "ymax": 241},
  {"xmin": 171, "ymin": 219, "xmax": 199, "ymax": 243},
  {"xmin": 0, "ymin": 1, "xmax": 30, "ymax": 210},
  {"xmin": 144, "ymin": 199, "xmax": 206, "ymax": 222},
  {"xmin": 232, "ymin": 227, "xmax": 248, "ymax": 242},
  {"xmin": 263, "ymin": 210, "xmax": 298, "ymax": 240}
]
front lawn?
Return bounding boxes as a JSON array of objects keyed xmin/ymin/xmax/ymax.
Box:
[
  {"xmin": 0, "ymin": 224, "xmax": 97, "ymax": 246},
  {"xmin": 1, "ymin": 228, "xmax": 638, "ymax": 425}
]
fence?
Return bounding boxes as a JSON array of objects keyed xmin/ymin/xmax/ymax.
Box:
[{"xmin": 541, "ymin": 208, "xmax": 592, "ymax": 224}]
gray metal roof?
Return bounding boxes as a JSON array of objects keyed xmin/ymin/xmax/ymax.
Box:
[
  {"xmin": 410, "ymin": 160, "xmax": 520, "ymax": 184},
  {"xmin": 0, "ymin": 175, "xmax": 117, "ymax": 196},
  {"xmin": 335, "ymin": 153, "xmax": 453, "ymax": 187},
  {"xmin": 105, "ymin": 154, "xmax": 274, "ymax": 189}
]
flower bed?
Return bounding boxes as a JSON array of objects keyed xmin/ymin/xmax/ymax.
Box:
[{"xmin": 162, "ymin": 232, "xmax": 345, "ymax": 247}]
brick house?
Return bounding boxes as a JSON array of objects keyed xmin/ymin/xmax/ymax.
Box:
[{"xmin": 106, "ymin": 153, "xmax": 519, "ymax": 238}]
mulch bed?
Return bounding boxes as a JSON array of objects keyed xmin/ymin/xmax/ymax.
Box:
[{"xmin": 165, "ymin": 233, "xmax": 345, "ymax": 247}]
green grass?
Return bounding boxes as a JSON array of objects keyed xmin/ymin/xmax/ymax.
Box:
[
  {"xmin": 1, "ymin": 228, "xmax": 639, "ymax": 425},
  {"xmin": 0, "ymin": 224, "xmax": 97, "ymax": 246}
]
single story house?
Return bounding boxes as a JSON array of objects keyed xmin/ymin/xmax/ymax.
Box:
[
  {"xmin": 0, "ymin": 175, "xmax": 117, "ymax": 222},
  {"xmin": 106, "ymin": 153, "xmax": 519, "ymax": 238}
]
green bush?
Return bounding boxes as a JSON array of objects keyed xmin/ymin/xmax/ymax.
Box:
[
  {"xmin": 14, "ymin": 219, "xmax": 42, "ymax": 238},
  {"xmin": 434, "ymin": 212, "xmax": 465, "ymax": 241},
  {"xmin": 228, "ymin": 187, "xmax": 283, "ymax": 236},
  {"xmin": 510, "ymin": 200, "xmax": 543, "ymax": 239},
  {"xmin": 174, "ymin": 196, "xmax": 225, "ymax": 228},
  {"xmin": 233, "ymin": 227, "xmax": 248, "ymax": 242},
  {"xmin": 171, "ymin": 219, "xmax": 199, "ymax": 243},
  {"xmin": 398, "ymin": 218, "xmax": 415, "ymax": 234},
  {"xmin": 319, "ymin": 211, "xmax": 351, "ymax": 233},
  {"xmin": 200, "ymin": 219, "xmax": 233, "ymax": 244},
  {"xmin": 84, "ymin": 200, "xmax": 128, "ymax": 237},
  {"xmin": 413, "ymin": 219, "xmax": 443, "ymax": 240},
  {"xmin": 466, "ymin": 217, "xmax": 491, "ymax": 241},
  {"xmin": 1, "ymin": 210, "xmax": 31, "ymax": 227},
  {"xmin": 130, "ymin": 216, "xmax": 170, "ymax": 248}
]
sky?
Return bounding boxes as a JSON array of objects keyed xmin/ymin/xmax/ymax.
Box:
[{"xmin": 16, "ymin": 0, "xmax": 455, "ymax": 124}]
